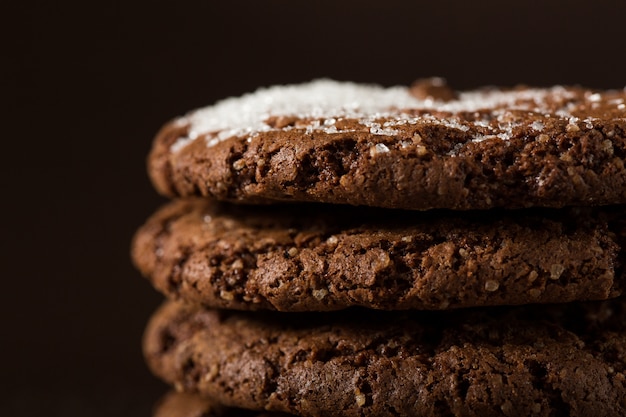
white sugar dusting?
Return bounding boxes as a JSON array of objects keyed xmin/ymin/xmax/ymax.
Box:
[
  {"xmin": 472, "ymin": 134, "xmax": 496, "ymax": 143},
  {"xmin": 370, "ymin": 143, "xmax": 390, "ymax": 155},
  {"xmin": 531, "ymin": 121, "xmax": 544, "ymax": 131},
  {"xmin": 170, "ymin": 79, "xmax": 592, "ymax": 152},
  {"xmin": 362, "ymin": 119, "xmax": 400, "ymax": 136},
  {"xmin": 584, "ymin": 118, "xmax": 595, "ymax": 129},
  {"xmin": 176, "ymin": 79, "xmax": 424, "ymax": 149},
  {"xmin": 587, "ymin": 93, "xmax": 602, "ymax": 102}
]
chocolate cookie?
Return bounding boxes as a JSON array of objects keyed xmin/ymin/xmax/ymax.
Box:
[
  {"xmin": 132, "ymin": 198, "xmax": 625, "ymax": 312},
  {"xmin": 148, "ymin": 79, "xmax": 626, "ymax": 210},
  {"xmin": 144, "ymin": 299, "xmax": 626, "ymax": 417},
  {"xmin": 154, "ymin": 391, "xmax": 289, "ymax": 417},
  {"xmin": 153, "ymin": 391, "xmax": 232, "ymax": 417}
]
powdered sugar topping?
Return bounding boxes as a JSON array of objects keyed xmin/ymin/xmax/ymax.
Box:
[{"xmin": 170, "ymin": 79, "xmax": 610, "ymax": 152}]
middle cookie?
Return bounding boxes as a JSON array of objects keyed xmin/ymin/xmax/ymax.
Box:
[{"xmin": 132, "ymin": 199, "xmax": 625, "ymax": 312}]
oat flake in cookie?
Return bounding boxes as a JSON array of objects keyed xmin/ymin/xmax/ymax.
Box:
[
  {"xmin": 144, "ymin": 299, "xmax": 626, "ymax": 417},
  {"xmin": 148, "ymin": 79, "xmax": 626, "ymax": 210}
]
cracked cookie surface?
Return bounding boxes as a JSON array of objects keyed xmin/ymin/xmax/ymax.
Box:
[
  {"xmin": 148, "ymin": 79, "xmax": 626, "ymax": 210},
  {"xmin": 132, "ymin": 199, "xmax": 625, "ymax": 312},
  {"xmin": 144, "ymin": 298, "xmax": 626, "ymax": 417}
]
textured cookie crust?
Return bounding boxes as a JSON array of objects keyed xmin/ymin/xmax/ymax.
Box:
[
  {"xmin": 132, "ymin": 199, "xmax": 624, "ymax": 312},
  {"xmin": 154, "ymin": 391, "xmax": 288, "ymax": 417},
  {"xmin": 144, "ymin": 299, "xmax": 626, "ymax": 417},
  {"xmin": 148, "ymin": 79, "xmax": 626, "ymax": 210}
]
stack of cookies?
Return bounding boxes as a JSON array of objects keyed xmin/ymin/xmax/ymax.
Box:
[{"xmin": 132, "ymin": 79, "xmax": 626, "ymax": 416}]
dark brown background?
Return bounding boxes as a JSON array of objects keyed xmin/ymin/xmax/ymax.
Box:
[{"xmin": 4, "ymin": 0, "xmax": 626, "ymax": 415}]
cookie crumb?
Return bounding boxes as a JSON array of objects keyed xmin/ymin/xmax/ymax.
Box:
[
  {"xmin": 312, "ymin": 288, "xmax": 328, "ymax": 300},
  {"xmin": 550, "ymin": 264, "xmax": 565, "ymax": 280},
  {"xmin": 354, "ymin": 389, "xmax": 366, "ymax": 407},
  {"xmin": 566, "ymin": 121, "xmax": 580, "ymax": 133},
  {"xmin": 203, "ymin": 365, "xmax": 219, "ymax": 382},
  {"xmin": 232, "ymin": 159, "xmax": 246, "ymax": 170},
  {"xmin": 485, "ymin": 280, "xmax": 500, "ymax": 292},
  {"xmin": 415, "ymin": 144, "xmax": 428, "ymax": 156},
  {"xmin": 537, "ymin": 134, "xmax": 550, "ymax": 143},
  {"xmin": 220, "ymin": 290, "xmax": 235, "ymax": 301}
]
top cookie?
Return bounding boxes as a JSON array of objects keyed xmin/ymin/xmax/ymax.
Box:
[{"xmin": 149, "ymin": 79, "xmax": 626, "ymax": 210}]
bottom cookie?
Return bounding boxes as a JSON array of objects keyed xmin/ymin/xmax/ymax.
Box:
[
  {"xmin": 144, "ymin": 299, "xmax": 626, "ymax": 417},
  {"xmin": 154, "ymin": 391, "xmax": 289, "ymax": 417}
]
